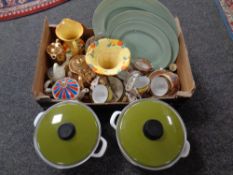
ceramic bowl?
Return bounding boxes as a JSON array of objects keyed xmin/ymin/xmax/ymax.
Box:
[{"xmin": 85, "ymin": 38, "xmax": 131, "ymax": 76}]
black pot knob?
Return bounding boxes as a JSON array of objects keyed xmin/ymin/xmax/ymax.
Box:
[
  {"xmin": 143, "ymin": 120, "xmax": 164, "ymax": 140},
  {"xmin": 58, "ymin": 123, "xmax": 76, "ymax": 140}
]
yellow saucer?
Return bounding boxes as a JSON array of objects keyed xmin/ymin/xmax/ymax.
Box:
[{"xmin": 85, "ymin": 38, "xmax": 131, "ymax": 76}]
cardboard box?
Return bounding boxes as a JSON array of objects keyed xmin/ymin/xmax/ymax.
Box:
[{"xmin": 32, "ymin": 17, "xmax": 196, "ymax": 109}]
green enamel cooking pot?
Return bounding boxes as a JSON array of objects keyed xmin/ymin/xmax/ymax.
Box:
[
  {"xmin": 110, "ymin": 99, "xmax": 190, "ymax": 171},
  {"xmin": 33, "ymin": 101, "xmax": 107, "ymax": 169}
]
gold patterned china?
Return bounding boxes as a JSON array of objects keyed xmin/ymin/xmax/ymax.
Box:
[
  {"xmin": 56, "ymin": 18, "xmax": 84, "ymax": 56},
  {"xmin": 133, "ymin": 58, "xmax": 153, "ymax": 73},
  {"xmin": 69, "ymin": 55, "xmax": 96, "ymax": 88},
  {"xmin": 149, "ymin": 70, "xmax": 180, "ymax": 97},
  {"xmin": 133, "ymin": 76, "xmax": 150, "ymax": 95},
  {"xmin": 86, "ymin": 38, "xmax": 131, "ymax": 76},
  {"xmin": 160, "ymin": 71, "xmax": 180, "ymax": 95},
  {"xmin": 47, "ymin": 39, "xmax": 66, "ymax": 64}
]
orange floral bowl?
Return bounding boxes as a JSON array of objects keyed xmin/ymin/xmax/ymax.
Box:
[{"xmin": 85, "ymin": 38, "xmax": 131, "ymax": 76}]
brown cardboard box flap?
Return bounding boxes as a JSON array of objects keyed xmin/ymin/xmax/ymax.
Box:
[
  {"xmin": 32, "ymin": 17, "xmax": 50, "ymax": 97},
  {"xmin": 176, "ymin": 18, "xmax": 196, "ymax": 96}
]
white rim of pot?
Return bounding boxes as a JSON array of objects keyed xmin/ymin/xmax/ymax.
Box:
[
  {"xmin": 114, "ymin": 98, "xmax": 189, "ymax": 171},
  {"xmin": 33, "ymin": 100, "xmax": 103, "ymax": 169}
]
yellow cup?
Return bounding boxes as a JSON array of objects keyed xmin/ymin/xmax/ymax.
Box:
[{"xmin": 55, "ymin": 18, "xmax": 84, "ymax": 56}]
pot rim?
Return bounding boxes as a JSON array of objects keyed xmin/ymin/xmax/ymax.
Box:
[
  {"xmin": 33, "ymin": 100, "xmax": 102, "ymax": 169},
  {"xmin": 114, "ymin": 98, "xmax": 188, "ymax": 171}
]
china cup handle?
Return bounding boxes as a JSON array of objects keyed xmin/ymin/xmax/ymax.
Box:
[
  {"xmin": 181, "ymin": 141, "xmax": 190, "ymax": 158},
  {"xmin": 33, "ymin": 112, "xmax": 44, "ymax": 127},
  {"xmin": 77, "ymin": 88, "xmax": 89, "ymax": 100},
  {"xmin": 110, "ymin": 111, "xmax": 121, "ymax": 130},
  {"xmin": 92, "ymin": 137, "xmax": 108, "ymax": 158},
  {"xmin": 44, "ymin": 80, "xmax": 52, "ymax": 93}
]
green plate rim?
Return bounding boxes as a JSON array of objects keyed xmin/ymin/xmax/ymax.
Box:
[
  {"xmin": 92, "ymin": 0, "xmax": 177, "ymax": 36},
  {"xmin": 107, "ymin": 20, "xmax": 172, "ymax": 69},
  {"xmin": 106, "ymin": 10, "xmax": 179, "ymax": 64}
]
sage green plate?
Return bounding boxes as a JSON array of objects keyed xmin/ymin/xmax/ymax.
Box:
[
  {"xmin": 92, "ymin": 0, "xmax": 177, "ymax": 36},
  {"xmin": 107, "ymin": 10, "xmax": 179, "ymax": 64},
  {"xmin": 107, "ymin": 21, "xmax": 172, "ymax": 69}
]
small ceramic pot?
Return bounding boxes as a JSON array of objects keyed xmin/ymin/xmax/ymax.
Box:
[
  {"xmin": 45, "ymin": 78, "xmax": 89, "ymax": 100},
  {"xmin": 110, "ymin": 99, "xmax": 190, "ymax": 171},
  {"xmin": 47, "ymin": 39, "xmax": 66, "ymax": 64},
  {"xmin": 33, "ymin": 101, "xmax": 107, "ymax": 169}
]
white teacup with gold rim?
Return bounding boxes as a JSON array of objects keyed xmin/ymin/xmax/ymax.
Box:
[
  {"xmin": 85, "ymin": 38, "xmax": 131, "ymax": 76},
  {"xmin": 149, "ymin": 70, "xmax": 180, "ymax": 97},
  {"xmin": 134, "ymin": 76, "xmax": 150, "ymax": 95}
]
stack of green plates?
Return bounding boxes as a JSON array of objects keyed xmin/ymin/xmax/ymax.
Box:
[{"xmin": 92, "ymin": 0, "xmax": 179, "ymax": 70}]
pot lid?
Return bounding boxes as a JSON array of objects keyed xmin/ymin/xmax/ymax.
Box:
[
  {"xmin": 116, "ymin": 100, "xmax": 186, "ymax": 169},
  {"xmin": 34, "ymin": 101, "xmax": 100, "ymax": 168}
]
